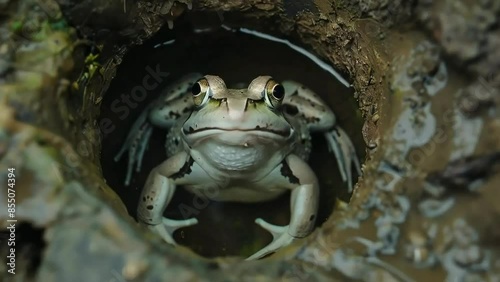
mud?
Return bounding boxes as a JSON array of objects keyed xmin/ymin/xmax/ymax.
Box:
[{"xmin": 0, "ymin": 0, "xmax": 498, "ymax": 281}]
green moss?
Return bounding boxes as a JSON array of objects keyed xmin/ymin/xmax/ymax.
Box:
[
  {"xmin": 10, "ymin": 16, "xmax": 67, "ymax": 42},
  {"xmin": 10, "ymin": 20, "xmax": 23, "ymax": 32}
]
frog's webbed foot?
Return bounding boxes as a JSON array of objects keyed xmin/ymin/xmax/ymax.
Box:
[
  {"xmin": 147, "ymin": 217, "xmax": 198, "ymax": 245},
  {"xmin": 246, "ymin": 219, "xmax": 294, "ymax": 260},
  {"xmin": 114, "ymin": 110, "xmax": 154, "ymax": 186},
  {"xmin": 324, "ymin": 126, "xmax": 361, "ymax": 192}
]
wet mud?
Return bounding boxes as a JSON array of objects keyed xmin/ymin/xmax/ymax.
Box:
[{"xmin": 0, "ymin": 0, "xmax": 499, "ymax": 281}]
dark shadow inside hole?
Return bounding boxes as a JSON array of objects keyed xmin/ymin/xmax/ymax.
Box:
[
  {"xmin": 100, "ymin": 15, "xmax": 365, "ymax": 258},
  {"xmin": 1, "ymin": 223, "xmax": 45, "ymax": 276}
]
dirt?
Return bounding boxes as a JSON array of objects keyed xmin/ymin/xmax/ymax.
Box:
[{"xmin": 0, "ymin": 0, "xmax": 498, "ymax": 281}]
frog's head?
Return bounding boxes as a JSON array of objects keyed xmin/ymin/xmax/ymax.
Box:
[{"xmin": 182, "ymin": 75, "xmax": 294, "ymax": 144}]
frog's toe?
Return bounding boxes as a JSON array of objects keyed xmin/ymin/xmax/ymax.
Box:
[
  {"xmin": 254, "ymin": 218, "xmax": 287, "ymax": 237},
  {"xmin": 114, "ymin": 109, "xmax": 154, "ymax": 186},
  {"xmin": 119, "ymin": 123, "xmax": 153, "ymax": 186},
  {"xmin": 163, "ymin": 217, "xmax": 198, "ymax": 235},
  {"xmin": 246, "ymin": 218, "xmax": 294, "ymax": 260},
  {"xmin": 147, "ymin": 217, "xmax": 198, "ymax": 245},
  {"xmin": 324, "ymin": 126, "xmax": 361, "ymax": 192},
  {"xmin": 148, "ymin": 223, "xmax": 177, "ymax": 245},
  {"xmin": 135, "ymin": 125, "xmax": 153, "ymax": 172}
]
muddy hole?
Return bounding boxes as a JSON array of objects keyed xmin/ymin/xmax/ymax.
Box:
[{"xmin": 100, "ymin": 14, "xmax": 365, "ymax": 258}]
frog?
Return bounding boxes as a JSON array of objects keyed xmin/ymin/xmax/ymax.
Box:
[{"xmin": 114, "ymin": 73, "xmax": 361, "ymax": 260}]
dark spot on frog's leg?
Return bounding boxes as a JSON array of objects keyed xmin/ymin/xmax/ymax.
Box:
[
  {"xmin": 333, "ymin": 127, "xmax": 340, "ymax": 136},
  {"xmin": 308, "ymin": 117, "xmax": 320, "ymax": 123},
  {"xmin": 142, "ymin": 196, "xmax": 146, "ymax": 202},
  {"xmin": 283, "ymin": 104, "xmax": 299, "ymax": 116},
  {"xmin": 280, "ymin": 160, "xmax": 300, "ymax": 185},
  {"xmin": 168, "ymin": 111, "xmax": 181, "ymax": 119},
  {"xmin": 147, "ymin": 205, "xmax": 154, "ymax": 210},
  {"xmin": 309, "ymin": 214, "xmax": 315, "ymax": 221},
  {"xmin": 171, "ymin": 157, "xmax": 195, "ymax": 179},
  {"xmin": 302, "ymin": 114, "xmax": 320, "ymax": 123}
]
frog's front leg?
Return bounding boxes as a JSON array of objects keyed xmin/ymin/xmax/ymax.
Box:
[
  {"xmin": 282, "ymin": 80, "xmax": 361, "ymax": 192},
  {"xmin": 138, "ymin": 151, "xmax": 207, "ymax": 244},
  {"xmin": 114, "ymin": 73, "xmax": 201, "ymax": 185},
  {"xmin": 246, "ymin": 154, "xmax": 319, "ymax": 260}
]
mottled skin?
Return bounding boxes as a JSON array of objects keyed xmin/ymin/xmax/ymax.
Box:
[{"xmin": 115, "ymin": 73, "xmax": 360, "ymax": 260}]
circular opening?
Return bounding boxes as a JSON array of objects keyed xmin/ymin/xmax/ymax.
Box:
[{"xmin": 100, "ymin": 13, "xmax": 365, "ymax": 258}]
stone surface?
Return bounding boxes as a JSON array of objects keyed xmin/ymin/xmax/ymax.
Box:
[{"xmin": 0, "ymin": 0, "xmax": 498, "ymax": 281}]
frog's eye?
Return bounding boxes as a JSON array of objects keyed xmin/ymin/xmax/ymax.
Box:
[
  {"xmin": 264, "ymin": 79, "xmax": 285, "ymax": 108},
  {"xmin": 192, "ymin": 78, "xmax": 211, "ymax": 107}
]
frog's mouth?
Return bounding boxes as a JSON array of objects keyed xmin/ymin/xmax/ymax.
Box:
[{"xmin": 183, "ymin": 126, "xmax": 292, "ymax": 137}]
